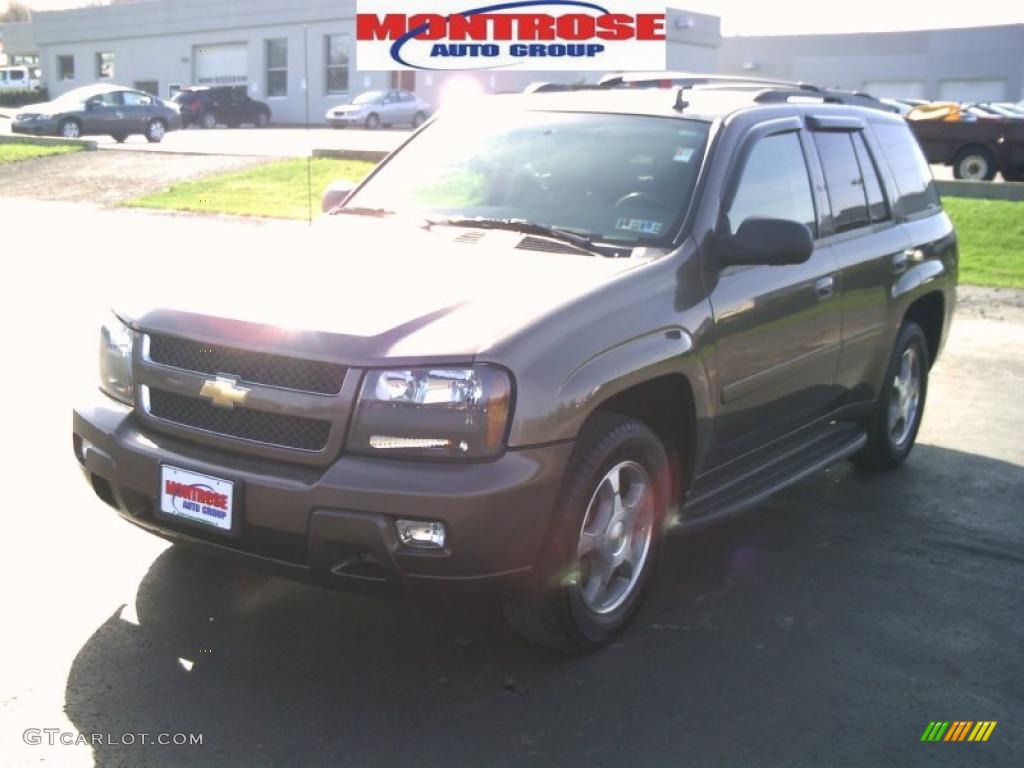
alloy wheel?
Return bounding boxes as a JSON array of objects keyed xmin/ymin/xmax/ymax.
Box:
[{"xmin": 888, "ymin": 347, "xmax": 921, "ymax": 447}]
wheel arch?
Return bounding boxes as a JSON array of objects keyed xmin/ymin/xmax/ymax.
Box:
[{"xmin": 904, "ymin": 291, "xmax": 945, "ymax": 369}]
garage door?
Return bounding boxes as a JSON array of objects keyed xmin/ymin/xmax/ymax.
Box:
[
  {"xmin": 938, "ymin": 79, "xmax": 1006, "ymax": 103},
  {"xmin": 194, "ymin": 44, "xmax": 248, "ymax": 87},
  {"xmin": 862, "ymin": 80, "xmax": 925, "ymax": 99}
]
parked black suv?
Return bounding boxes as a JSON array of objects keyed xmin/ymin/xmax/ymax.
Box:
[
  {"xmin": 74, "ymin": 86, "xmax": 956, "ymax": 652},
  {"xmin": 172, "ymin": 86, "xmax": 272, "ymax": 129}
]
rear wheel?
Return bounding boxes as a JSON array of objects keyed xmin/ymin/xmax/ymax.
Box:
[
  {"xmin": 502, "ymin": 413, "xmax": 669, "ymax": 652},
  {"xmin": 853, "ymin": 322, "xmax": 930, "ymax": 471},
  {"xmin": 58, "ymin": 118, "xmax": 81, "ymax": 139},
  {"xmin": 412, "ymin": 111, "xmax": 427, "ymax": 128},
  {"xmin": 200, "ymin": 111, "xmax": 217, "ymax": 130},
  {"xmin": 1003, "ymin": 167, "xmax": 1024, "ymax": 183},
  {"xmin": 145, "ymin": 119, "xmax": 167, "ymax": 143},
  {"xmin": 953, "ymin": 146, "xmax": 997, "ymax": 181},
  {"xmin": 256, "ymin": 111, "xmax": 270, "ymax": 128}
]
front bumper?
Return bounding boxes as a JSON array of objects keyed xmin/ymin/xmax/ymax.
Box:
[
  {"xmin": 12, "ymin": 119, "xmax": 57, "ymax": 135},
  {"xmin": 73, "ymin": 398, "xmax": 573, "ymax": 597},
  {"xmin": 326, "ymin": 113, "xmax": 367, "ymax": 127}
]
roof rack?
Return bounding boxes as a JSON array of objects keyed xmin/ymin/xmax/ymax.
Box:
[
  {"xmin": 598, "ymin": 71, "xmax": 817, "ymax": 91},
  {"xmin": 683, "ymin": 83, "xmax": 897, "ymax": 113}
]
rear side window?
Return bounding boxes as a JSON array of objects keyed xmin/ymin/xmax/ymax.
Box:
[
  {"xmin": 728, "ymin": 132, "xmax": 817, "ymax": 237},
  {"xmin": 813, "ymin": 132, "xmax": 870, "ymax": 233},
  {"xmin": 851, "ymin": 133, "xmax": 889, "ymax": 223},
  {"xmin": 872, "ymin": 122, "xmax": 940, "ymax": 217}
]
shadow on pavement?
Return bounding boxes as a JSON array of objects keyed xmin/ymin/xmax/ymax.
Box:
[{"xmin": 65, "ymin": 445, "xmax": 1022, "ymax": 767}]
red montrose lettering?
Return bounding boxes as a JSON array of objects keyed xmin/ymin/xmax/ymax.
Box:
[
  {"xmin": 356, "ymin": 13, "xmax": 665, "ymax": 42},
  {"xmin": 165, "ymin": 481, "xmax": 228, "ymax": 510}
]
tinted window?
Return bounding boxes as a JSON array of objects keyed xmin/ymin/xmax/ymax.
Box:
[
  {"xmin": 852, "ymin": 133, "xmax": 889, "ymax": 223},
  {"xmin": 814, "ymin": 132, "xmax": 869, "ymax": 233},
  {"xmin": 10, "ymin": 69, "xmax": 24, "ymax": 81},
  {"xmin": 88, "ymin": 91, "xmax": 122, "ymax": 107},
  {"xmin": 122, "ymin": 91, "xmax": 153, "ymax": 106},
  {"xmin": 872, "ymin": 122, "xmax": 940, "ymax": 217},
  {"xmin": 728, "ymin": 132, "xmax": 816, "ymax": 236}
]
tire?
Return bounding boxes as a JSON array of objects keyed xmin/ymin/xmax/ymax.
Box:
[
  {"xmin": 502, "ymin": 413, "xmax": 670, "ymax": 652},
  {"xmin": 57, "ymin": 118, "xmax": 81, "ymax": 139},
  {"xmin": 1003, "ymin": 167, "xmax": 1024, "ymax": 183},
  {"xmin": 412, "ymin": 111, "xmax": 427, "ymax": 128},
  {"xmin": 256, "ymin": 111, "xmax": 270, "ymax": 128},
  {"xmin": 365, "ymin": 113, "xmax": 380, "ymax": 130},
  {"xmin": 145, "ymin": 118, "xmax": 167, "ymax": 144},
  {"xmin": 853, "ymin": 321, "xmax": 930, "ymax": 471},
  {"xmin": 200, "ymin": 111, "xmax": 217, "ymax": 130},
  {"xmin": 952, "ymin": 146, "xmax": 997, "ymax": 181},
  {"xmin": 110, "ymin": 132, "xmax": 128, "ymax": 144}
]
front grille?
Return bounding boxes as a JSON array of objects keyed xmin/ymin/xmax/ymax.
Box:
[
  {"xmin": 148, "ymin": 388, "xmax": 331, "ymax": 452},
  {"xmin": 148, "ymin": 334, "xmax": 346, "ymax": 395}
]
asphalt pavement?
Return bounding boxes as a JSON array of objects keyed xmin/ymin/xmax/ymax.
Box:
[{"xmin": 0, "ymin": 199, "xmax": 1020, "ymax": 767}]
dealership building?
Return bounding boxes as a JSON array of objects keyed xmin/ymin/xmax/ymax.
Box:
[
  {"xmin": 0, "ymin": 1, "xmax": 1021, "ymax": 124},
  {"xmin": 0, "ymin": 0, "xmax": 719, "ymax": 122}
]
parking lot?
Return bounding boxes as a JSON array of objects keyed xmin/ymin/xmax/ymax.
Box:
[{"xmin": 0, "ymin": 196, "xmax": 1020, "ymax": 767}]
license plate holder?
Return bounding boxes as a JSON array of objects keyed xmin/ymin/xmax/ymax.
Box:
[{"xmin": 158, "ymin": 465, "xmax": 240, "ymax": 537}]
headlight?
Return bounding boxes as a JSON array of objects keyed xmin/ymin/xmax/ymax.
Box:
[
  {"xmin": 348, "ymin": 367, "xmax": 512, "ymax": 460},
  {"xmin": 99, "ymin": 313, "xmax": 135, "ymax": 404}
]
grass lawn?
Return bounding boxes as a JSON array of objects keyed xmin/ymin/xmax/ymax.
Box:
[
  {"xmin": 124, "ymin": 158, "xmax": 376, "ymax": 220},
  {"xmin": 0, "ymin": 142, "xmax": 83, "ymax": 164},
  {"xmin": 944, "ymin": 197, "xmax": 1024, "ymax": 289}
]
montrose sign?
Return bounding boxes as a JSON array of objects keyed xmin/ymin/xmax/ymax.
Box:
[{"xmin": 356, "ymin": 0, "xmax": 667, "ymax": 71}]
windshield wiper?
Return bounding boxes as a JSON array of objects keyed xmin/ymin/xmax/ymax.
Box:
[
  {"xmin": 423, "ymin": 217, "xmax": 597, "ymax": 253},
  {"xmin": 330, "ymin": 206, "xmax": 397, "ymax": 218}
]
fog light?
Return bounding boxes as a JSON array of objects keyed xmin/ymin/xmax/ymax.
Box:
[{"xmin": 395, "ymin": 520, "xmax": 447, "ymax": 550}]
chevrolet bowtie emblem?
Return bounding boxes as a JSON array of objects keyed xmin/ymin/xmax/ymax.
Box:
[{"xmin": 199, "ymin": 376, "xmax": 250, "ymax": 409}]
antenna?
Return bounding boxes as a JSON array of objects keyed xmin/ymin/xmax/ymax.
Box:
[
  {"xmin": 673, "ymin": 87, "xmax": 689, "ymax": 112},
  {"xmin": 303, "ymin": 25, "xmax": 313, "ymax": 226}
]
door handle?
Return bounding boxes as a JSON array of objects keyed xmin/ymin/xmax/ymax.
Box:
[{"xmin": 815, "ymin": 276, "xmax": 836, "ymax": 300}]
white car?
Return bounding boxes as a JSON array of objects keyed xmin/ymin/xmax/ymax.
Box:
[
  {"xmin": 0, "ymin": 65, "xmax": 42, "ymax": 93},
  {"xmin": 326, "ymin": 89, "xmax": 432, "ymax": 130}
]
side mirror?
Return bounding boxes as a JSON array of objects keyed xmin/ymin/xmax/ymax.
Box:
[
  {"xmin": 321, "ymin": 179, "xmax": 357, "ymax": 213},
  {"xmin": 720, "ymin": 217, "xmax": 814, "ymax": 267}
]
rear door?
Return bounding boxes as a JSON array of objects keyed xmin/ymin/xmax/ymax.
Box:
[
  {"xmin": 120, "ymin": 90, "xmax": 157, "ymax": 132},
  {"xmin": 703, "ymin": 118, "xmax": 843, "ymax": 465},
  {"xmin": 807, "ymin": 116, "xmax": 913, "ymax": 403}
]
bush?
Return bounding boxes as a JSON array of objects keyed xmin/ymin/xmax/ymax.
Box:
[{"xmin": 0, "ymin": 88, "xmax": 48, "ymax": 108}]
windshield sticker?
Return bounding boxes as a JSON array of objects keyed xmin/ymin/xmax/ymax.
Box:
[
  {"xmin": 616, "ymin": 218, "xmax": 664, "ymax": 236},
  {"xmin": 674, "ymin": 147, "xmax": 696, "ymax": 163}
]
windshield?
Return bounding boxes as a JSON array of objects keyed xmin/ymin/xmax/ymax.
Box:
[
  {"xmin": 347, "ymin": 111, "xmax": 710, "ymax": 245},
  {"xmin": 352, "ymin": 90, "xmax": 384, "ymax": 105}
]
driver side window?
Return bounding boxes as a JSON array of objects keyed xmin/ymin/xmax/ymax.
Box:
[{"xmin": 728, "ymin": 132, "xmax": 817, "ymax": 237}]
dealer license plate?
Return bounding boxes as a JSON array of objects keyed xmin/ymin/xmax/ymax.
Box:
[{"xmin": 159, "ymin": 466, "xmax": 234, "ymax": 532}]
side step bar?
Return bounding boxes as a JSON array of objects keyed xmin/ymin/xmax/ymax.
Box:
[{"xmin": 671, "ymin": 424, "xmax": 867, "ymax": 534}]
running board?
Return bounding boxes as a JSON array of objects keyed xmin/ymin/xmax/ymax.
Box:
[{"xmin": 671, "ymin": 424, "xmax": 867, "ymax": 534}]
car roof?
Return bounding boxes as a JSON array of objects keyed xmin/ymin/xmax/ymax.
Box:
[
  {"xmin": 482, "ymin": 87, "xmax": 906, "ymax": 126},
  {"xmin": 59, "ymin": 82, "xmax": 123, "ymax": 99}
]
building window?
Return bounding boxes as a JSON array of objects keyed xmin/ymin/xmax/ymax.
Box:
[
  {"xmin": 133, "ymin": 80, "xmax": 159, "ymax": 97},
  {"xmin": 96, "ymin": 52, "xmax": 114, "ymax": 79},
  {"xmin": 325, "ymin": 35, "xmax": 350, "ymax": 95},
  {"xmin": 265, "ymin": 39, "xmax": 287, "ymax": 97},
  {"xmin": 57, "ymin": 55, "xmax": 75, "ymax": 81}
]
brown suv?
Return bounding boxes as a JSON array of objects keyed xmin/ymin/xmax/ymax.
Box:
[{"xmin": 74, "ymin": 87, "xmax": 957, "ymax": 651}]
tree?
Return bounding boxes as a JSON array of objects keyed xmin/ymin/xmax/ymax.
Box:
[{"xmin": 1, "ymin": 2, "xmax": 31, "ymax": 23}]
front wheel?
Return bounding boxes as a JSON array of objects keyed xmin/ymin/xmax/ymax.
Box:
[
  {"xmin": 145, "ymin": 119, "xmax": 167, "ymax": 143},
  {"xmin": 853, "ymin": 322, "xmax": 930, "ymax": 471},
  {"xmin": 412, "ymin": 111, "xmax": 427, "ymax": 128},
  {"xmin": 200, "ymin": 111, "xmax": 217, "ymax": 130},
  {"xmin": 58, "ymin": 118, "xmax": 81, "ymax": 139},
  {"xmin": 502, "ymin": 413, "xmax": 670, "ymax": 652},
  {"xmin": 365, "ymin": 113, "xmax": 380, "ymax": 130}
]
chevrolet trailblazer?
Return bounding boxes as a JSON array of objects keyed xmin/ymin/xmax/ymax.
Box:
[{"xmin": 74, "ymin": 85, "xmax": 956, "ymax": 651}]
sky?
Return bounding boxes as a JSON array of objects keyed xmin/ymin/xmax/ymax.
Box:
[{"xmin": 8, "ymin": 0, "xmax": 1024, "ymax": 36}]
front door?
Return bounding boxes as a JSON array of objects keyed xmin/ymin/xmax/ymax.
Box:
[
  {"xmin": 84, "ymin": 90, "xmax": 127, "ymax": 134},
  {"xmin": 704, "ymin": 123, "xmax": 842, "ymax": 466}
]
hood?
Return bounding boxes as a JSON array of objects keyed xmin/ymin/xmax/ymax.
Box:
[
  {"xmin": 120, "ymin": 217, "xmax": 654, "ymax": 365},
  {"xmin": 14, "ymin": 100, "xmax": 58, "ymax": 116},
  {"xmin": 333, "ymin": 105, "xmax": 369, "ymax": 114}
]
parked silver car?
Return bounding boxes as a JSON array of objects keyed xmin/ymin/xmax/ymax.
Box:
[
  {"xmin": 326, "ymin": 89, "xmax": 432, "ymax": 130},
  {"xmin": 12, "ymin": 83, "xmax": 181, "ymax": 143}
]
